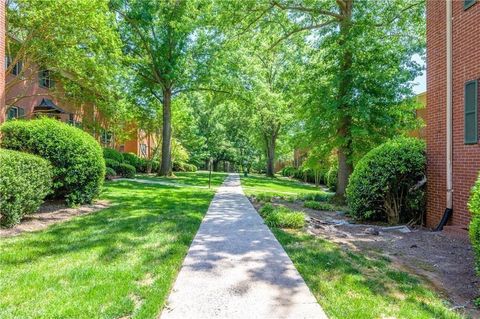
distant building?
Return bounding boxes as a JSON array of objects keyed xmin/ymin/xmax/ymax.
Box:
[
  {"xmin": 426, "ymin": 0, "xmax": 480, "ymax": 232},
  {"xmin": 0, "ymin": 6, "xmax": 152, "ymax": 158}
]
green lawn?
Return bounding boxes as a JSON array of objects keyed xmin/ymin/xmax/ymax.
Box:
[
  {"xmin": 241, "ymin": 174, "xmax": 464, "ymax": 319},
  {"xmin": 0, "ymin": 172, "xmax": 226, "ymax": 319},
  {"xmin": 136, "ymin": 171, "xmax": 227, "ymax": 188},
  {"xmin": 241, "ymin": 173, "xmax": 327, "ymax": 196}
]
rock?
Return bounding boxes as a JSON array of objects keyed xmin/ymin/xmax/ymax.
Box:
[
  {"xmin": 364, "ymin": 227, "xmax": 380, "ymax": 235},
  {"xmin": 410, "ymin": 244, "xmax": 418, "ymax": 248}
]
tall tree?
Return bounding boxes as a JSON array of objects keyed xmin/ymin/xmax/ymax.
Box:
[
  {"xmin": 230, "ymin": 0, "xmax": 424, "ymax": 195},
  {"xmin": 113, "ymin": 0, "xmax": 217, "ymax": 176}
]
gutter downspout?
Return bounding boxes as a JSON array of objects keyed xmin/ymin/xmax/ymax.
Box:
[{"xmin": 435, "ymin": 0, "xmax": 454, "ymax": 231}]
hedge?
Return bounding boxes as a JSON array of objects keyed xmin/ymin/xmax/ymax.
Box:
[
  {"xmin": 105, "ymin": 158, "xmax": 120, "ymax": 171},
  {"xmin": 0, "ymin": 118, "xmax": 105, "ymax": 206},
  {"xmin": 105, "ymin": 167, "xmax": 117, "ymax": 180},
  {"xmin": 346, "ymin": 138, "xmax": 426, "ymax": 224},
  {"xmin": 123, "ymin": 152, "xmax": 140, "ymax": 167},
  {"xmin": 469, "ymin": 174, "xmax": 480, "ymax": 276},
  {"xmin": 116, "ymin": 163, "xmax": 136, "ymax": 178},
  {"xmin": 0, "ymin": 149, "xmax": 53, "ymax": 227},
  {"xmin": 103, "ymin": 148, "xmax": 124, "ymax": 163}
]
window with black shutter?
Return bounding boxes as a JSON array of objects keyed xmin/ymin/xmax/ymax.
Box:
[{"xmin": 465, "ymin": 80, "xmax": 478, "ymax": 144}]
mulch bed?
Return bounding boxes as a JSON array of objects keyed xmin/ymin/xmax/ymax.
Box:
[{"xmin": 0, "ymin": 200, "xmax": 110, "ymax": 238}]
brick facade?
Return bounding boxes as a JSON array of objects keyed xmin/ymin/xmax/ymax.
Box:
[{"xmin": 426, "ymin": 0, "xmax": 480, "ymax": 228}]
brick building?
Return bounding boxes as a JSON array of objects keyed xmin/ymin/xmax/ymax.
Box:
[
  {"xmin": 0, "ymin": 4, "xmax": 153, "ymax": 158},
  {"xmin": 426, "ymin": 0, "xmax": 480, "ymax": 230}
]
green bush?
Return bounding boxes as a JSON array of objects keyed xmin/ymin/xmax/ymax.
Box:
[
  {"xmin": 259, "ymin": 203, "xmax": 275, "ymax": 217},
  {"xmin": 116, "ymin": 163, "xmax": 136, "ymax": 178},
  {"xmin": 304, "ymin": 200, "xmax": 335, "ymax": 211},
  {"xmin": 299, "ymin": 193, "xmax": 333, "ymax": 202},
  {"xmin": 346, "ymin": 138, "xmax": 426, "ymax": 224},
  {"xmin": 469, "ymin": 174, "xmax": 480, "ymax": 276},
  {"xmin": 264, "ymin": 206, "xmax": 305, "ymax": 229},
  {"xmin": 103, "ymin": 148, "xmax": 123, "ymax": 163},
  {"xmin": 105, "ymin": 167, "xmax": 117, "ymax": 180},
  {"xmin": 0, "ymin": 149, "xmax": 53, "ymax": 227},
  {"xmin": 105, "ymin": 158, "xmax": 120, "ymax": 170},
  {"xmin": 123, "ymin": 152, "xmax": 140, "ymax": 167},
  {"xmin": 326, "ymin": 165, "xmax": 338, "ymax": 191},
  {"xmin": 255, "ymin": 193, "xmax": 273, "ymax": 202},
  {"xmin": 281, "ymin": 166, "xmax": 296, "ymax": 177},
  {"xmin": 0, "ymin": 118, "xmax": 105, "ymax": 206}
]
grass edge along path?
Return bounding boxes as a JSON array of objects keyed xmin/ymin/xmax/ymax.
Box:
[
  {"xmin": 0, "ymin": 172, "xmax": 226, "ymax": 319},
  {"xmin": 240, "ymin": 174, "xmax": 464, "ymax": 319}
]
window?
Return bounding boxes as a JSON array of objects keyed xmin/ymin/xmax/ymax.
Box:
[
  {"xmin": 39, "ymin": 69, "xmax": 54, "ymax": 88},
  {"xmin": 100, "ymin": 130, "xmax": 113, "ymax": 146},
  {"xmin": 5, "ymin": 56, "xmax": 22, "ymax": 76},
  {"xmin": 465, "ymin": 0, "xmax": 476, "ymax": 9},
  {"xmin": 6, "ymin": 106, "xmax": 25, "ymax": 120},
  {"xmin": 465, "ymin": 80, "xmax": 478, "ymax": 144},
  {"xmin": 140, "ymin": 144, "xmax": 147, "ymax": 157}
]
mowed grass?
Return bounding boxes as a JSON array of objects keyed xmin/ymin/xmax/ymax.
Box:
[
  {"xmin": 241, "ymin": 174, "xmax": 464, "ymax": 319},
  {"xmin": 136, "ymin": 171, "xmax": 227, "ymax": 188},
  {"xmin": 241, "ymin": 173, "xmax": 326, "ymax": 196},
  {"xmin": 0, "ymin": 172, "xmax": 225, "ymax": 319}
]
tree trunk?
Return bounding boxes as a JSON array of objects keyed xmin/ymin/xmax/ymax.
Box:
[
  {"xmin": 266, "ymin": 135, "xmax": 276, "ymax": 177},
  {"xmin": 159, "ymin": 87, "xmax": 172, "ymax": 176},
  {"xmin": 335, "ymin": 0, "xmax": 354, "ymax": 198},
  {"xmin": 213, "ymin": 160, "xmax": 219, "ymax": 172}
]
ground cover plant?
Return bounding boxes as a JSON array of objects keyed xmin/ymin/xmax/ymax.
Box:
[
  {"xmin": 0, "ymin": 172, "xmax": 226, "ymax": 318},
  {"xmin": 259, "ymin": 204, "xmax": 305, "ymax": 229},
  {"xmin": 303, "ymin": 200, "xmax": 335, "ymax": 211}
]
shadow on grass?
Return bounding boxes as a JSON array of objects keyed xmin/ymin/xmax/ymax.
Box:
[
  {"xmin": 0, "ymin": 180, "xmax": 219, "ymax": 319},
  {"xmin": 271, "ymin": 228, "xmax": 464, "ymax": 319}
]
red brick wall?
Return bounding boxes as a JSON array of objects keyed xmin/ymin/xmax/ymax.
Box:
[
  {"xmin": 0, "ymin": 1, "xmax": 5, "ymax": 123},
  {"xmin": 426, "ymin": 0, "xmax": 480, "ymax": 228}
]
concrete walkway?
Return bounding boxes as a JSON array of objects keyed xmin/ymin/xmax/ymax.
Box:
[{"xmin": 161, "ymin": 174, "xmax": 328, "ymax": 319}]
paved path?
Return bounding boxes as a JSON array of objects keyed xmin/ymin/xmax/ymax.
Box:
[{"xmin": 161, "ymin": 174, "xmax": 328, "ymax": 319}]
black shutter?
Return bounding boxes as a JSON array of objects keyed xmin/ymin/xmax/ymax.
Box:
[{"xmin": 465, "ymin": 80, "xmax": 478, "ymax": 144}]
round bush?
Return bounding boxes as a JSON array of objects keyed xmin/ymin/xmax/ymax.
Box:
[
  {"xmin": 469, "ymin": 175, "xmax": 480, "ymax": 275},
  {"xmin": 0, "ymin": 149, "xmax": 53, "ymax": 227},
  {"xmin": 105, "ymin": 167, "xmax": 117, "ymax": 180},
  {"xmin": 105, "ymin": 158, "xmax": 120, "ymax": 170},
  {"xmin": 123, "ymin": 152, "xmax": 140, "ymax": 167},
  {"xmin": 103, "ymin": 148, "xmax": 123, "ymax": 163},
  {"xmin": 117, "ymin": 163, "xmax": 136, "ymax": 178},
  {"xmin": 346, "ymin": 138, "xmax": 426, "ymax": 224},
  {"xmin": 0, "ymin": 118, "xmax": 105, "ymax": 206}
]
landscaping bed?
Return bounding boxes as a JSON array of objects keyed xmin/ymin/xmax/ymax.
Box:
[
  {"xmin": 242, "ymin": 174, "xmax": 469, "ymax": 319},
  {"xmin": 0, "ymin": 200, "xmax": 110, "ymax": 238}
]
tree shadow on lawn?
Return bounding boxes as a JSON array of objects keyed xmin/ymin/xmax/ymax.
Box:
[
  {"xmin": 0, "ymin": 181, "xmax": 216, "ymax": 318},
  {"xmin": 241, "ymin": 174, "xmax": 321, "ymax": 193},
  {"xmin": 272, "ymin": 228, "xmax": 464, "ymax": 319}
]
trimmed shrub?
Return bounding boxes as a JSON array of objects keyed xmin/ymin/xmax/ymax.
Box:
[
  {"xmin": 346, "ymin": 138, "xmax": 426, "ymax": 224},
  {"xmin": 304, "ymin": 200, "xmax": 335, "ymax": 211},
  {"xmin": 105, "ymin": 167, "xmax": 117, "ymax": 180},
  {"xmin": 116, "ymin": 163, "xmax": 136, "ymax": 178},
  {"xmin": 123, "ymin": 152, "xmax": 140, "ymax": 167},
  {"xmin": 469, "ymin": 174, "xmax": 480, "ymax": 275},
  {"xmin": 326, "ymin": 165, "xmax": 338, "ymax": 191},
  {"xmin": 0, "ymin": 149, "xmax": 53, "ymax": 227},
  {"xmin": 264, "ymin": 206, "xmax": 305, "ymax": 229},
  {"xmin": 103, "ymin": 148, "xmax": 123, "ymax": 163},
  {"xmin": 0, "ymin": 118, "xmax": 105, "ymax": 206},
  {"xmin": 105, "ymin": 158, "xmax": 120, "ymax": 170}
]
